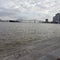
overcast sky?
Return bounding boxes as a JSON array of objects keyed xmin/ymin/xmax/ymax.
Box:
[{"xmin": 0, "ymin": 0, "xmax": 60, "ymax": 21}]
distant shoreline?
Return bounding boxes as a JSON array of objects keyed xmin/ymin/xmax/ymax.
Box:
[{"xmin": 0, "ymin": 20, "xmax": 60, "ymax": 24}]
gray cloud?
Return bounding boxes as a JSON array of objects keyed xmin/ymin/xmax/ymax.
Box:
[{"xmin": 0, "ymin": 0, "xmax": 60, "ymax": 21}]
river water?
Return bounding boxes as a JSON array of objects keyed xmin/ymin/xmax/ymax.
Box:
[
  {"xmin": 0, "ymin": 22, "xmax": 60, "ymax": 43},
  {"xmin": 0, "ymin": 22, "xmax": 60, "ymax": 60}
]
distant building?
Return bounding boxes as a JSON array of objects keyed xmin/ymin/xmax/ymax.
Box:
[
  {"xmin": 53, "ymin": 13, "xmax": 60, "ymax": 23},
  {"xmin": 45, "ymin": 19, "xmax": 48, "ymax": 23}
]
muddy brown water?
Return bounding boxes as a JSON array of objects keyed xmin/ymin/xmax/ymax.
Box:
[{"xmin": 0, "ymin": 22, "xmax": 60, "ymax": 60}]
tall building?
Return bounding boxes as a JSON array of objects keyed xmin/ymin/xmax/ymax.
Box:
[{"xmin": 53, "ymin": 13, "xmax": 60, "ymax": 23}]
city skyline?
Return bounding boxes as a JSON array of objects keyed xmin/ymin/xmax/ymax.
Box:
[{"xmin": 0, "ymin": 0, "xmax": 60, "ymax": 21}]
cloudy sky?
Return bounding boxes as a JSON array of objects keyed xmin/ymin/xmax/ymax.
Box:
[{"xmin": 0, "ymin": 0, "xmax": 60, "ymax": 21}]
